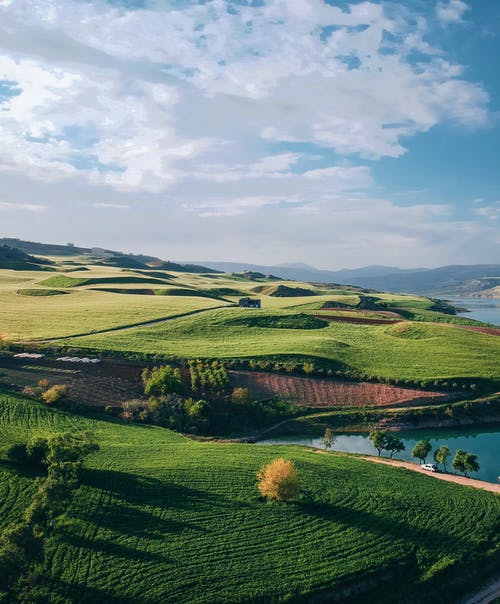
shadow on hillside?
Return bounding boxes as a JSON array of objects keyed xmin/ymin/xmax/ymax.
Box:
[
  {"xmin": 59, "ymin": 531, "xmax": 170, "ymax": 563},
  {"xmin": 299, "ymin": 500, "xmax": 466, "ymax": 554},
  {"xmin": 45, "ymin": 577, "xmax": 154, "ymax": 604},
  {"xmin": 77, "ymin": 467, "xmax": 244, "ymax": 538},
  {"xmin": 0, "ymin": 458, "xmax": 45, "ymax": 479}
]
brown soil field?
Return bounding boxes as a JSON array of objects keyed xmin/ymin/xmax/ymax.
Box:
[
  {"xmin": 0, "ymin": 357, "xmax": 142, "ymax": 407},
  {"xmin": 454, "ymin": 324, "xmax": 500, "ymax": 337},
  {"xmin": 230, "ymin": 370, "xmax": 451, "ymax": 407},
  {"xmin": 320, "ymin": 306, "xmax": 403, "ymax": 318},
  {"xmin": 314, "ymin": 314, "xmax": 400, "ymax": 326}
]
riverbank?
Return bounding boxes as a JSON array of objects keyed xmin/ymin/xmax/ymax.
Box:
[{"xmin": 362, "ymin": 456, "xmax": 500, "ymax": 493}]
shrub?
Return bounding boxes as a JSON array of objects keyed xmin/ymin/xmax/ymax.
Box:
[
  {"xmin": 41, "ymin": 384, "xmax": 69, "ymax": 405},
  {"xmin": 257, "ymin": 458, "xmax": 300, "ymax": 502},
  {"xmin": 231, "ymin": 387, "xmax": 251, "ymax": 404}
]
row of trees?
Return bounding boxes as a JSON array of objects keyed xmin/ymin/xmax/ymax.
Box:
[
  {"xmin": 367, "ymin": 431, "xmax": 480, "ymax": 477},
  {"xmin": 1, "ymin": 432, "xmax": 98, "ymax": 600}
]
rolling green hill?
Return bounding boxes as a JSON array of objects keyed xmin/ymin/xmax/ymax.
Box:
[{"xmin": 0, "ymin": 390, "xmax": 498, "ymax": 604}]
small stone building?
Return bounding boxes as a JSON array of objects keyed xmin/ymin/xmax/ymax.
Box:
[{"xmin": 238, "ymin": 297, "xmax": 261, "ymax": 309}]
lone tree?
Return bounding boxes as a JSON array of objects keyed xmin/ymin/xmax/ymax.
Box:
[
  {"xmin": 322, "ymin": 428, "xmax": 336, "ymax": 450},
  {"xmin": 385, "ymin": 434, "xmax": 405, "ymax": 458},
  {"xmin": 369, "ymin": 430, "xmax": 388, "ymax": 456},
  {"xmin": 412, "ymin": 440, "xmax": 432, "ymax": 464},
  {"xmin": 257, "ymin": 458, "xmax": 300, "ymax": 502},
  {"xmin": 452, "ymin": 450, "xmax": 480, "ymax": 477},
  {"xmin": 434, "ymin": 445, "xmax": 451, "ymax": 472}
]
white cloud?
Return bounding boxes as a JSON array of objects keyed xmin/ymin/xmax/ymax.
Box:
[
  {"xmin": 93, "ymin": 203, "xmax": 129, "ymax": 209},
  {"xmin": 474, "ymin": 202, "xmax": 500, "ymax": 220},
  {"xmin": 0, "ymin": 201, "xmax": 45, "ymax": 212},
  {"xmin": 436, "ymin": 1, "xmax": 469, "ymax": 25},
  {"xmin": 0, "ymin": 0, "xmax": 489, "ymax": 192}
]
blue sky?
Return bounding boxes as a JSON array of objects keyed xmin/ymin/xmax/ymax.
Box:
[{"xmin": 0, "ymin": 0, "xmax": 498, "ymax": 268}]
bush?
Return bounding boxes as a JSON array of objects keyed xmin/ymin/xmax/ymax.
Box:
[
  {"xmin": 231, "ymin": 387, "xmax": 251, "ymax": 404},
  {"xmin": 142, "ymin": 365, "xmax": 183, "ymax": 396},
  {"xmin": 257, "ymin": 458, "xmax": 300, "ymax": 502},
  {"xmin": 41, "ymin": 384, "xmax": 69, "ymax": 405}
]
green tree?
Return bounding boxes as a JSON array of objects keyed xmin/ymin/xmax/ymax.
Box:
[
  {"xmin": 322, "ymin": 428, "xmax": 336, "ymax": 450},
  {"xmin": 411, "ymin": 440, "xmax": 432, "ymax": 464},
  {"xmin": 369, "ymin": 430, "xmax": 388, "ymax": 456},
  {"xmin": 434, "ymin": 445, "xmax": 451, "ymax": 472},
  {"xmin": 142, "ymin": 365, "xmax": 184, "ymax": 397},
  {"xmin": 452, "ymin": 450, "xmax": 480, "ymax": 477},
  {"xmin": 385, "ymin": 435, "xmax": 405, "ymax": 458}
]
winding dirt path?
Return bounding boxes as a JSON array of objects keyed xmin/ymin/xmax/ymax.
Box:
[{"xmin": 362, "ymin": 457, "xmax": 500, "ymax": 493}]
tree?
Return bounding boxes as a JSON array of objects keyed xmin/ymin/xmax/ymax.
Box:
[
  {"xmin": 322, "ymin": 428, "xmax": 336, "ymax": 450},
  {"xmin": 452, "ymin": 450, "xmax": 480, "ymax": 477},
  {"xmin": 257, "ymin": 458, "xmax": 300, "ymax": 502},
  {"xmin": 369, "ymin": 430, "xmax": 388, "ymax": 456},
  {"xmin": 385, "ymin": 434, "xmax": 405, "ymax": 458},
  {"xmin": 142, "ymin": 365, "xmax": 183, "ymax": 397},
  {"xmin": 434, "ymin": 445, "xmax": 451, "ymax": 472},
  {"xmin": 411, "ymin": 440, "xmax": 432, "ymax": 464}
]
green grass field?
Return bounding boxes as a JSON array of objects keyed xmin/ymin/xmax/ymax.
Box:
[
  {"xmin": 1, "ymin": 390, "xmax": 499, "ymax": 603},
  {"xmin": 64, "ymin": 307, "xmax": 499, "ymax": 381}
]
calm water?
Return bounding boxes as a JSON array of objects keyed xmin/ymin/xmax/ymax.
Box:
[
  {"xmin": 259, "ymin": 426, "xmax": 500, "ymax": 483},
  {"xmin": 447, "ymin": 297, "xmax": 500, "ymax": 326}
]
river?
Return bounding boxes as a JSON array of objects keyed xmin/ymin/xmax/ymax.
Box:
[
  {"xmin": 446, "ymin": 297, "xmax": 500, "ymax": 326},
  {"xmin": 259, "ymin": 426, "xmax": 500, "ymax": 484}
]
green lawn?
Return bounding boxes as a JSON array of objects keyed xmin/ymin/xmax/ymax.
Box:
[{"xmin": 1, "ymin": 391, "xmax": 499, "ymax": 603}]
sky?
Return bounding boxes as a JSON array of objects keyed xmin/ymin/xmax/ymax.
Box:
[{"xmin": 0, "ymin": 0, "xmax": 499, "ymax": 269}]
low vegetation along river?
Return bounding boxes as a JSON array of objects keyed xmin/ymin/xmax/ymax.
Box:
[{"xmin": 260, "ymin": 426, "xmax": 500, "ymax": 484}]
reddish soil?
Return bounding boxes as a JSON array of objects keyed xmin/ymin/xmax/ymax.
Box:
[
  {"xmin": 320, "ymin": 306, "xmax": 402, "ymax": 318},
  {"xmin": 230, "ymin": 370, "xmax": 451, "ymax": 408},
  {"xmin": 452, "ymin": 324, "xmax": 500, "ymax": 337},
  {"xmin": 315, "ymin": 314, "xmax": 400, "ymax": 326}
]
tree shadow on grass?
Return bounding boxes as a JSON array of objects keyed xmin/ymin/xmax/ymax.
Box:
[
  {"xmin": 299, "ymin": 499, "xmax": 467, "ymax": 555},
  {"xmin": 59, "ymin": 530, "xmax": 170, "ymax": 563},
  {"xmin": 43, "ymin": 576, "xmax": 153, "ymax": 604}
]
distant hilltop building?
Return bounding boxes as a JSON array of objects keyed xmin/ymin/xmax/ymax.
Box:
[
  {"xmin": 239, "ymin": 297, "xmax": 261, "ymax": 309},
  {"xmin": 91, "ymin": 247, "xmax": 114, "ymax": 259}
]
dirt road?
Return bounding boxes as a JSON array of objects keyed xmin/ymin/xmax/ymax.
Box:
[{"xmin": 363, "ymin": 456, "xmax": 500, "ymax": 493}]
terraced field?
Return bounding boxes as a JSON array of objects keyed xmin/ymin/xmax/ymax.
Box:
[{"xmin": 1, "ymin": 390, "xmax": 499, "ymax": 603}]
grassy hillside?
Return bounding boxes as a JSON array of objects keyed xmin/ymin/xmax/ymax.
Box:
[
  {"xmin": 65, "ymin": 308, "xmax": 499, "ymax": 381},
  {"xmin": 1, "ymin": 390, "xmax": 498, "ymax": 604},
  {"xmin": 1, "ymin": 261, "xmax": 498, "ymax": 382}
]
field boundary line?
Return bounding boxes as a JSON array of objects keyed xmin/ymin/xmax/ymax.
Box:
[{"xmin": 16, "ymin": 304, "xmax": 233, "ymax": 343}]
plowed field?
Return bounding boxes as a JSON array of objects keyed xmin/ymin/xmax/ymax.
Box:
[{"xmin": 230, "ymin": 370, "xmax": 451, "ymax": 407}]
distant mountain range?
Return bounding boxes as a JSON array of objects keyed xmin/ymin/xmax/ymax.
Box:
[{"xmin": 192, "ymin": 261, "xmax": 500, "ymax": 296}]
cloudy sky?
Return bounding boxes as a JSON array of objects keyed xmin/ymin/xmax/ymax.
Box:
[{"xmin": 0, "ymin": 0, "xmax": 499, "ymax": 269}]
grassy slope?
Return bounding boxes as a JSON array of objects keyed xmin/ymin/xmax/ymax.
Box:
[
  {"xmin": 0, "ymin": 391, "xmax": 499, "ymax": 604},
  {"xmin": 0, "ymin": 271, "xmax": 228, "ymax": 340},
  {"xmin": 66, "ymin": 307, "xmax": 500, "ymax": 381},
  {"xmin": 2, "ymin": 264, "xmax": 498, "ymax": 381}
]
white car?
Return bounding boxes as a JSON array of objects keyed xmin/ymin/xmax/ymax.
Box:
[{"xmin": 420, "ymin": 463, "xmax": 438, "ymax": 472}]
